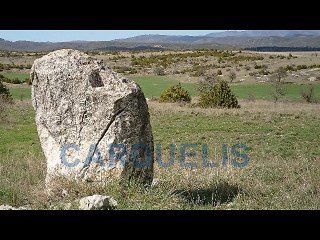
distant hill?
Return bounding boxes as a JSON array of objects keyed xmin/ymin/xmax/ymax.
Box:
[
  {"xmin": 205, "ymin": 30, "xmax": 320, "ymax": 38},
  {"xmin": 115, "ymin": 31, "xmax": 320, "ymax": 50},
  {"xmin": 0, "ymin": 39, "xmax": 166, "ymax": 52},
  {"xmin": 244, "ymin": 46, "xmax": 320, "ymax": 52},
  {"xmin": 1, "ymin": 30, "xmax": 320, "ymax": 52},
  {"xmin": 201, "ymin": 36, "xmax": 320, "ymax": 48},
  {"xmin": 114, "ymin": 34, "xmax": 217, "ymax": 44}
]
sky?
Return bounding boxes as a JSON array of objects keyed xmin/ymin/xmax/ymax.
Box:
[{"xmin": 0, "ymin": 30, "xmax": 226, "ymax": 42}]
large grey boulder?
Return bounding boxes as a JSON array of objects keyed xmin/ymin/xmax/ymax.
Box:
[{"xmin": 31, "ymin": 49, "xmax": 154, "ymax": 187}]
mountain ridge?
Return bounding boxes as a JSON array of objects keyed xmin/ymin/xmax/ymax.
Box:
[{"xmin": 1, "ymin": 30, "xmax": 320, "ymax": 52}]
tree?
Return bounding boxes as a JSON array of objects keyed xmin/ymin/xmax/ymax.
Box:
[
  {"xmin": 0, "ymin": 80, "xmax": 12, "ymax": 100},
  {"xmin": 229, "ymin": 71, "xmax": 236, "ymax": 83},
  {"xmin": 270, "ymin": 67, "xmax": 288, "ymax": 103},
  {"xmin": 198, "ymin": 74, "xmax": 217, "ymax": 94},
  {"xmin": 272, "ymin": 67, "xmax": 287, "ymax": 83},
  {"xmin": 198, "ymin": 75, "xmax": 239, "ymax": 108},
  {"xmin": 301, "ymin": 85, "xmax": 314, "ymax": 103}
]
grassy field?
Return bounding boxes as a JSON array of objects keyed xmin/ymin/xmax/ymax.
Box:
[
  {"xmin": 3, "ymin": 74, "xmax": 320, "ymax": 102},
  {"xmin": 1, "ymin": 50, "xmax": 320, "ymax": 209},
  {"xmin": 0, "ymin": 85, "xmax": 319, "ymax": 209},
  {"xmin": 2, "ymin": 72, "xmax": 30, "ymax": 81},
  {"xmin": 7, "ymin": 86, "xmax": 31, "ymax": 100},
  {"xmin": 232, "ymin": 83, "xmax": 320, "ymax": 101},
  {"xmin": 131, "ymin": 75, "xmax": 197, "ymax": 98},
  {"xmin": 132, "ymin": 75, "xmax": 320, "ymax": 102}
]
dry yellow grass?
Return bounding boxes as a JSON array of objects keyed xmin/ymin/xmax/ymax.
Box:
[{"xmin": 148, "ymin": 99, "xmax": 320, "ymax": 115}]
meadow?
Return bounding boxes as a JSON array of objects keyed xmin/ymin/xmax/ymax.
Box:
[
  {"xmin": 2, "ymin": 72, "xmax": 29, "ymax": 81},
  {"xmin": 1, "ymin": 48, "xmax": 320, "ymax": 209},
  {"xmin": 132, "ymin": 76, "xmax": 320, "ymax": 101},
  {"xmin": 1, "ymin": 79, "xmax": 319, "ymax": 209}
]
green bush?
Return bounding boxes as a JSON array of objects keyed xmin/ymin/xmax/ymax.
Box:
[
  {"xmin": 0, "ymin": 74, "xmax": 22, "ymax": 84},
  {"xmin": 129, "ymin": 68, "xmax": 138, "ymax": 74},
  {"xmin": 270, "ymin": 67, "xmax": 288, "ymax": 103},
  {"xmin": 301, "ymin": 85, "xmax": 314, "ymax": 103},
  {"xmin": 11, "ymin": 77, "xmax": 22, "ymax": 84},
  {"xmin": 191, "ymin": 68, "xmax": 206, "ymax": 77},
  {"xmin": 0, "ymin": 74, "xmax": 10, "ymax": 83},
  {"xmin": 0, "ymin": 80, "xmax": 13, "ymax": 103},
  {"xmin": 229, "ymin": 71, "xmax": 236, "ymax": 82},
  {"xmin": 198, "ymin": 78, "xmax": 240, "ymax": 108},
  {"xmin": 159, "ymin": 83, "xmax": 191, "ymax": 103}
]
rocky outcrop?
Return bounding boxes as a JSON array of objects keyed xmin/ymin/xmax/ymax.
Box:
[{"xmin": 31, "ymin": 49, "xmax": 154, "ymax": 187}]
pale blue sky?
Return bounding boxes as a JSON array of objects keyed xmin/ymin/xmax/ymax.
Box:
[{"xmin": 0, "ymin": 30, "xmax": 226, "ymax": 42}]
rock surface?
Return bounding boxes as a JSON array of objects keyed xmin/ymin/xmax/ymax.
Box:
[
  {"xmin": 31, "ymin": 49, "xmax": 154, "ymax": 186},
  {"xmin": 79, "ymin": 195, "xmax": 117, "ymax": 210},
  {"xmin": 0, "ymin": 205, "xmax": 30, "ymax": 210},
  {"xmin": 0, "ymin": 205, "xmax": 19, "ymax": 210}
]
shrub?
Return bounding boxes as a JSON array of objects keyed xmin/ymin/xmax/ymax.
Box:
[
  {"xmin": 301, "ymin": 85, "xmax": 314, "ymax": 103},
  {"xmin": 244, "ymin": 65, "xmax": 251, "ymax": 71},
  {"xmin": 217, "ymin": 69, "xmax": 222, "ymax": 75},
  {"xmin": 11, "ymin": 77, "xmax": 22, "ymax": 84},
  {"xmin": 0, "ymin": 75, "xmax": 22, "ymax": 84},
  {"xmin": 270, "ymin": 68, "xmax": 287, "ymax": 103},
  {"xmin": 0, "ymin": 80, "xmax": 12, "ymax": 101},
  {"xmin": 153, "ymin": 66, "xmax": 165, "ymax": 76},
  {"xmin": 258, "ymin": 69, "xmax": 270, "ymax": 75},
  {"xmin": 159, "ymin": 83, "xmax": 191, "ymax": 103},
  {"xmin": 297, "ymin": 65, "xmax": 308, "ymax": 70},
  {"xmin": 229, "ymin": 71, "xmax": 236, "ymax": 82},
  {"xmin": 129, "ymin": 68, "xmax": 138, "ymax": 74},
  {"xmin": 0, "ymin": 74, "xmax": 10, "ymax": 83},
  {"xmin": 0, "ymin": 81, "xmax": 13, "ymax": 121},
  {"xmin": 271, "ymin": 67, "xmax": 287, "ymax": 83},
  {"xmin": 192, "ymin": 68, "xmax": 206, "ymax": 77},
  {"xmin": 285, "ymin": 64, "xmax": 296, "ymax": 71},
  {"xmin": 198, "ymin": 77, "xmax": 240, "ymax": 108}
]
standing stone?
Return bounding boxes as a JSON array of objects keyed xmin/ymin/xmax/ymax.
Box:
[{"xmin": 31, "ymin": 49, "xmax": 154, "ymax": 187}]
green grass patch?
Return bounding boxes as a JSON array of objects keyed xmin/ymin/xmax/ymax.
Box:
[
  {"xmin": 131, "ymin": 75, "xmax": 320, "ymax": 102},
  {"xmin": 3, "ymin": 72, "xmax": 30, "ymax": 81},
  {"xmin": 8, "ymin": 86, "xmax": 31, "ymax": 100},
  {"xmin": 131, "ymin": 75, "xmax": 197, "ymax": 98},
  {"xmin": 0, "ymin": 100, "xmax": 320, "ymax": 209},
  {"xmin": 0, "ymin": 104, "xmax": 44, "ymax": 206},
  {"xmin": 6, "ymin": 76, "xmax": 320, "ymax": 102},
  {"xmin": 231, "ymin": 83, "xmax": 320, "ymax": 101}
]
